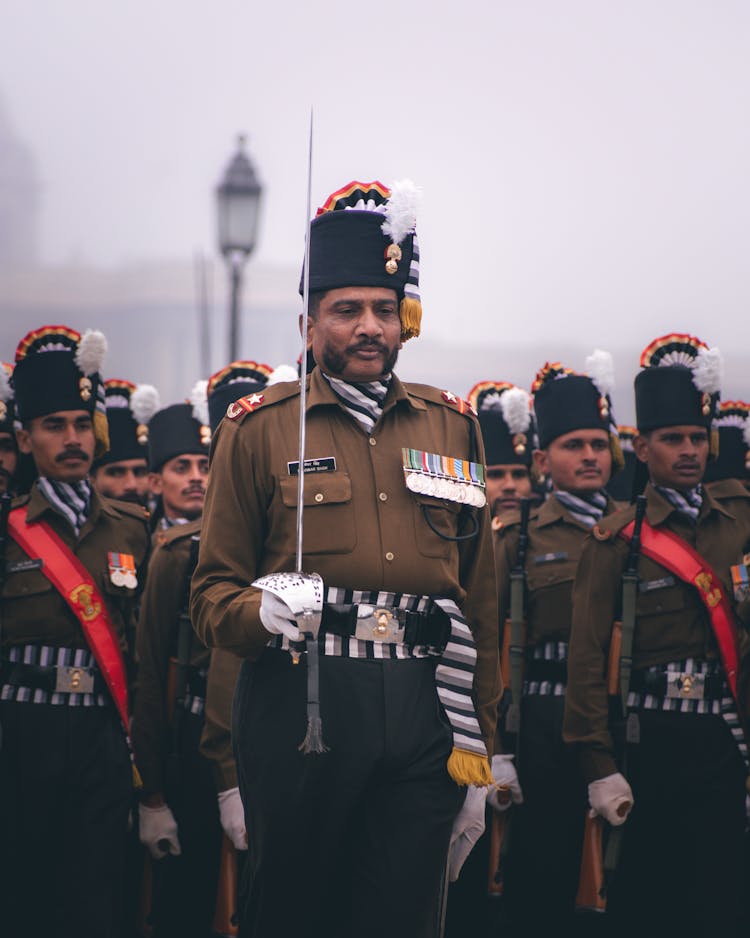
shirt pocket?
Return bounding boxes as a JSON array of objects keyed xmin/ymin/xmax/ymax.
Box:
[
  {"xmin": 526, "ymin": 557, "xmax": 578, "ymax": 637},
  {"xmin": 412, "ymin": 494, "xmax": 462, "ymax": 560},
  {"xmin": 278, "ymin": 471, "xmax": 356, "ymax": 555}
]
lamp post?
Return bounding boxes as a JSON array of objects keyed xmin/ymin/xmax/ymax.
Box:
[{"xmin": 216, "ymin": 135, "xmax": 263, "ymax": 361}]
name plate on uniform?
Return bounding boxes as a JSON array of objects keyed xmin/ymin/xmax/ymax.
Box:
[
  {"xmin": 6, "ymin": 558, "xmax": 44, "ymax": 575},
  {"xmin": 402, "ymin": 448, "xmax": 486, "ymax": 508},
  {"xmin": 288, "ymin": 457, "xmax": 337, "ymax": 476}
]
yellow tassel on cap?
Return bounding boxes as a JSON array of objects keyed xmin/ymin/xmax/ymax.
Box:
[
  {"xmin": 446, "ymin": 747, "xmax": 493, "ymax": 787},
  {"xmin": 399, "ymin": 296, "xmax": 422, "ymax": 341},
  {"xmin": 93, "ymin": 409, "xmax": 110, "ymax": 461},
  {"xmin": 710, "ymin": 427, "xmax": 720, "ymax": 461},
  {"xmin": 609, "ymin": 434, "xmax": 625, "ymax": 475}
]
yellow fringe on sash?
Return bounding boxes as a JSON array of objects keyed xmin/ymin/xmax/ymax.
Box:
[
  {"xmin": 446, "ymin": 747, "xmax": 493, "ymax": 787},
  {"xmin": 93, "ymin": 409, "xmax": 110, "ymax": 460},
  {"xmin": 399, "ymin": 297, "xmax": 422, "ymax": 341},
  {"xmin": 132, "ymin": 764, "xmax": 143, "ymax": 790}
]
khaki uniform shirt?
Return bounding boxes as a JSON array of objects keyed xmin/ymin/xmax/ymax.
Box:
[
  {"xmin": 564, "ymin": 480, "xmax": 750, "ymax": 782},
  {"xmin": 191, "ymin": 369, "xmax": 501, "ymax": 753},
  {"xmin": 494, "ymin": 494, "xmax": 618, "ymax": 646},
  {"xmin": 2, "ymin": 482, "xmax": 149, "ymax": 656},
  {"xmin": 131, "ymin": 518, "xmax": 218, "ymax": 795},
  {"xmin": 200, "ymin": 648, "xmax": 242, "ymax": 791}
]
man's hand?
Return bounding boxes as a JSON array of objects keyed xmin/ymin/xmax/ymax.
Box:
[
  {"xmin": 447, "ymin": 786, "xmax": 486, "ymax": 882},
  {"xmin": 259, "ymin": 591, "xmax": 301, "ymax": 641},
  {"xmin": 218, "ymin": 787, "xmax": 248, "ymax": 851},
  {"xmin": 138, "ymin": 803, "xmax": 181, "ymax": 858},
  {"xmin": 486, "ymin": 753, "xmax": 523, "ymax": 812},
  {"xmin": 588, "ymin": 772, "xmax": 633, "ymax": 826}
]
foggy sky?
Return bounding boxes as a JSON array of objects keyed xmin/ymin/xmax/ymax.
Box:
[{"xmin": 1, "ymin": 0, "xmax": 749, "ymax": 366}]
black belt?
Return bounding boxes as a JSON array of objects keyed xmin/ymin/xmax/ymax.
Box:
[
  {"xmin": 524, "ymin": 658, "xmax": 568, "ymax": 685},
  {"xmin": 320, "ymin": 603, "xmax": 451, "ymax": 649},
  {"xmin": 0, "ymin": 660, "xmax": 108, "ymax": 696},
  {"xmin": 629, "ymin": 668, "xmax": 726, "ymax": 701}
]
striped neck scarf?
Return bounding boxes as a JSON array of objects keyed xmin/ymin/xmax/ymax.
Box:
[
  {"xmin": 554, "ymin": 489, "xmax": 608, "ymax": 528},
  {"xmin": 159, "ymin": 515, "xmax": 190, "ymax": 531},
  {"xmin": 322, "ymin": 372, "xmax": 391, "ymax": 434},
  {"xmin": 37, "ymin": 477, "xmax": 92, "ymax": 536},
  {"xmin": 654, "ymin": 484, "xmax": 703, "ymax": 523}
]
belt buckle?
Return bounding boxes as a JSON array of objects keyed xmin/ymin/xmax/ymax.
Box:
[
  {"xmin": 55, "ymin": 666, "xmax": 95, "ymax": 694},
  {"xmin": 353, "ymin": 606, "xmax": 406, "ymax": 644},
  {"xmin": 665, "ymin": 671, "xmax": 705, "ymax": 700}
]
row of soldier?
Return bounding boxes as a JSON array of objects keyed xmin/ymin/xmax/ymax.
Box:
[{"xmin": 1, "ymin": 177, "xmax": 749, "ymax": 938}]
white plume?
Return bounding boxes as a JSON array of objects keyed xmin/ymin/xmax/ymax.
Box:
[
  {"xmin": 75, "ymin": 329, "xmax": 107, "ymax": 376},
  {"xmin": 130, "ymin": 384, "xmax": 161, "ymax": 425},
  {"xmin": 744, "ymin": 416, "xmax": 750, "ymax": 449},
  {"xmin": 190, "ymin": 379, "xmax": 209, "ymax": 426},
  {"xmin": 381, "ymin": 179, "xmax": 421, "ymax": 246},
  {"xmin": 499, "ymin": 386, "xmax": 531, "ymax": 435},
  {"xmin": 690, "ymin": 346, "xmax": 723, "ymax": 395},
  {"xmin": 585, "ymin": 349, "xmax": 615, "ymax": 399},
  {"xmin": 267, "ymin": 364, "xmax": 298, "ymax": 386},
  {"xmin": 0, "ymin": 367, "xmax": 11, "ymax": 403}
]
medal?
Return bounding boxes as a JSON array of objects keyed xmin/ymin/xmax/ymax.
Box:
[
  {"xmin": 730, "ymin": 562, "xmax": 750, "ymax": 603},
  {"xmin": 108, "ymin": 552, "xmax": 138, "ymax": 590},
  {"xmin": 402, "ymin": 448, "xmax": 487, "ymax": 508}
]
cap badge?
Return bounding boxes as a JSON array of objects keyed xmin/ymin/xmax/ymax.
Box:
[
  {"xmin": 136, "ymin": 424, "xmax": 149, "ymax": 446},
  {"xmin": 79, "ymin": 377, "xmax": 92, "ymax": 402},
  {"xmin": 385, "ymin": 244, "xmax": 402, "ymax": 275},
  {"xmin": 0, "ymin": 402, "xmax": 6, "ymax": 422},
  {"xmin": 701, "ymin": 392, "xmax": 711, "ymax": 417},
  {"xmin": 200, "ymin": 425, "xmax": 212, "ymax": 447},
  {"xmin": 512, "ymin": 433, "xmax": 527, "ymax": 456}
]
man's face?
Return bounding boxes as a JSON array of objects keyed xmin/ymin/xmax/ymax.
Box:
[
  {"xmin": 91, "ymin": 458, "xmax": 149, "ymax": 505},
  {"xmin": 485, "ymin": 464, "xmax": 532, "ymax": 516},
  {"xmin": 633, "ymin": 425, "xmax": 709, "ymax": 490},
  {"xmin": 16, "ymin": 410, "xmax": 95, "ymax": 483},
  {"xmin": 149, "ymin": 453, "xmax": 208, "ymax": 520},
  {"xmin": 0, "ymin": 432, "xmax": 18, "ymax": 495},
  {"xmin": 534, "ymin": 428, "xmax": 612, "ymax": 495},
  {"xmin": 305, "ymin": 287, "xmax": 402, "ymax": 381}
]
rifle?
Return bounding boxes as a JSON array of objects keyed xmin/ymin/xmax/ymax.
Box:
[
  {"xmin": 488, "ymin": 497, "xmax": 530, "ymax": 896},
  {"xmin": 0, "ymin": 491, "xmax": 12, "ymax": 752},
  {"xmin": 212, "ymin": 834, "xmax": 240, "ymax": 937},
  {"xmin": 575, "ymin": 494, "xmax": 646, "ymax": 912}
]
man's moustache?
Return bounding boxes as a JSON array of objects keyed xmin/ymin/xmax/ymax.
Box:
[
  {"xmin": 56, "ymin": 450, "xmax": 88, "ymax": 462},
  {"xmin": 182, "ymin": 487, "xmax": 205, "ymax": 496}
]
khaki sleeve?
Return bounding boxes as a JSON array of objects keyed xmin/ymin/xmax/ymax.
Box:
[
  {"xmin": 200, "ymin": 648, "xmax": 242, "ymax": 792},
  {"xmin": 457, "ymin": 423, "xmax": 501, "ymax": 757},
  {"xmin": 563, "ymin": 535, "xmax": 624, "ymax": 783},
  {"xmin": 190, "ymin": 418, "xmax": 270, "ymax": 658}
]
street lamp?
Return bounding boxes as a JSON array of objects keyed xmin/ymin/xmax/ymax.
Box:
[{"xmin": 216, "ymin": 135, "xmax": 263, "ymax": 361}]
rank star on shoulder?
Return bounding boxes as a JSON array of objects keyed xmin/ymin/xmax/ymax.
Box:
[
  {"xmin": 248, "ymin": 393, "xmax": 264, "ymax": 406},
  {"xmin": 442, "ymin": 390, "xmax": 458, "ymax": 404}
]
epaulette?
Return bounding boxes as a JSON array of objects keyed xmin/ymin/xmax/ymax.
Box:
[
  {"xmin": 593, "ymin": 504, "xmax": 636, "ymax": 540},
  {"xmin": 405, "ymin": 383, "xmax": 478, "ymax": 418},
  {"xmin": 103, "ymin": 498, "xmax": 151, "ymax": 525},
  {"xmin": 492, "ymin": 505, "xmax": 540, "ymax": 536},
  {"xmin": 705, "ymin": 478, "xmax": 750, "ymax": 501},
  {"xmin": 225, "ymin": 380, "xmax": 299, "ymax": 423},
  {"xmin": 10, "ymin": 493, "xmax": 31, "ymax": 510}
]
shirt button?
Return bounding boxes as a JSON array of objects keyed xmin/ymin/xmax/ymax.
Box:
[
  {"xmin": 378, "ymin": 492, "xmax": 388, "ymax": 502},
  {"xmin": 314, "ymin": 493, "xmax": 324, "ymax": 503},
  {"xmin": 369, "ymin": 437, "xmax": 377, "ymax": 446},
  {"xmin": 385, "ymin": 551, "xmax": 394, "ymax": 562}
]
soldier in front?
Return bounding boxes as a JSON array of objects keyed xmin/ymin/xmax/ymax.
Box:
[{"xmin": 191, "ymin": 180, "xmax": 505, "ymax": 938}]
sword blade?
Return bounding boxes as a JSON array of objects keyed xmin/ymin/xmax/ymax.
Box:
[{"xmin": 296, "ymin": 109, "xmax": 314, "ymax": 573}]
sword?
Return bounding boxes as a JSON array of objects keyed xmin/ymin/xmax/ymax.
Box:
[{"xmin": 251, "ymin": 111, "xmax": 326, "ymax": 752}]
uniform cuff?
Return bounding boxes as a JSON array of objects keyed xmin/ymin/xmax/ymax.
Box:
[{"xmin": 579, "ymin": 748, "xmax": 618, "ymax": 785}]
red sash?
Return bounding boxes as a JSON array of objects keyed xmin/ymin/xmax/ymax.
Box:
[
  {"xmin": 620, "ymin": 518, "xmax": 741, "ymax": 706},
  {"xmin": 8, "ymin": 506, "xmax": 132, "ymax": 741}
]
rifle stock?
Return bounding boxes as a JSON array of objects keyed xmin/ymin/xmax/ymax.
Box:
[
  {"xmin": 136, "ymin": 851, "xmax": 155, "ymax": 938},
  {"xmin": 576, "ymin": 814, "xmax": 606, "ymax": 912},
  {"xmin": 212, "ymin": 834, "xmax": 239, "ymax": 937}
]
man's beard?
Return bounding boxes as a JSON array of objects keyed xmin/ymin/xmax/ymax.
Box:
[{"xmin": 321, "ymin": 340, "xmax": 399, "ymax": 379}]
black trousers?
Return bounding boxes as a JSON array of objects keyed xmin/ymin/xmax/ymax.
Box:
[
  {"xmin": 607, "ymin": 709, "xmax": 747, "ymax": 938},
  {"xmin": 502, "ymin": 694, "xmax": 588, "ymax": 937},
  {"xmin": 0, "ymin": 701, "xmax": 132, "ymax": 938},
  {"xmin": 233, "ymin": 649, "xmax": 465, "ymax": 938},
  {"xmin": 149, "ymin": 710, "xmax": 223, "ymax": 938}
]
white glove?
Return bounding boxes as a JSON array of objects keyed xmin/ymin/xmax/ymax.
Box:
[
  {"xmin": 588, "ymin": 772, "xmax": 634, "ymax": 827},
  {"xmin": 486, "ymin": 754, "xmax": 524, "ymax": 812},
  {"xmin": 259, "ymin": 591, "xmax": 301, "ymax": 641},
  {"xmin": 218, "ymin": 787, "xmax": 248, "ymax": 851},
  {"xmin": 447, "ymin": 785, "xmax": 486, "ymax": 882},
  {"xmin": 138, "ymin": 803, "xmax": 182, "ymax": 858}
]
